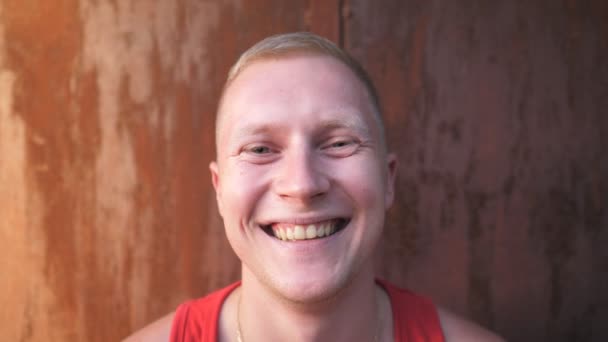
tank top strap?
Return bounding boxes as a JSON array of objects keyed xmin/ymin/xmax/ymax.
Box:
[
  {"xmin": 376, "ymin": 279, "xmax": 446, "ymax": 342},
  {"xmin": 170, "ymin": 282, "xmax": 241, "ymax": 342}
]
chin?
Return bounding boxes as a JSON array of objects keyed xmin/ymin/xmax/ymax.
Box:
[{"xmin": 264, "ymin": 268, "xmax": 359, "ymax": 305}]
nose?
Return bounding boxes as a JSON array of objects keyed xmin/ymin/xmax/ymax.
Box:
[{"xmin": 273, "ymin": 146, "xmax": 330, "ymax": 202}]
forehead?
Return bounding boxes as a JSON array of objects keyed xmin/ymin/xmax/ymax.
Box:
[{"xmin": 217, "ymin": 55, "xmax": 377, "ymax": 144}]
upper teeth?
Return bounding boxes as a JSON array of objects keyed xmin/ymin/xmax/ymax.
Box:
[{"xmin": 272, "ymin": 222, "xmax": 337, "ymax": 241}]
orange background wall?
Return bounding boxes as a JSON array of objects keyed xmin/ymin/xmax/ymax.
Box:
[{"xmin": 0, "ymin": 1, "xmax": 606, "ymax": 341}]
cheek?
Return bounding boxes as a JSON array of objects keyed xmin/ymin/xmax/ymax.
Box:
[
  {"xmin": 219, "ymin": 168, "xmax": 261, "ymax": 257},
  {"xmin": 337, "ymin": 159, "xmax": 386, "ymax": 208},
  {"xmin": 219, "ymin": 165, "xmax": 268, "ymax": 224}
]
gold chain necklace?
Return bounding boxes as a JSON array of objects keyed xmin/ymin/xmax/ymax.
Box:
[{"xmin": 236, "ymin": 291, "xmax": 382, "ymax": 342}]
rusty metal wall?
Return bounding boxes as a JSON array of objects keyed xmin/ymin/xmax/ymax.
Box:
[
  {"xmin": 0, "ymin": 1, "xmax": 605, "ymax": 341},
  {"xmin": 347, "ymin": 1, "xmax": 608, "ymax": 341}
]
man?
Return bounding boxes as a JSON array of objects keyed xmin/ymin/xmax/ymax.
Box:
[{"xmin": 126, "ymin": 32, "xmax": 503, "ymax": 341}]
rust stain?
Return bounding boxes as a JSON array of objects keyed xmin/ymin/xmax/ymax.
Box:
[
  {"xmin": 0, "ymin": 5, "xmax": 61, "ymax": 342},
  {"xmin": 1, "ymin": 0, "xmax": 86, "ymax": 340},
  {"xmin": 76, "ymin": 0, "xmax": 222, "ymax": 338},
  {"xmin": 78, "ymin": 4, "xmax": 139, "ymax": 326},
  {"xmin": 0, "ymin": 10, "xmax": 31, "ymax": 340},
  {"xmin": 465, "ymin": 190, "xmax": 494, "ymax": 327},
  {"xmin": 305, "ymin": 0, "xmax": 341, "ymax": 43},
  {"xmin": 1, "ymin": 0, "xmax": 224, "ymax": 340},
  {"xmin": 404, "ymin": 13, "xmax": 429, "ymax": 114}
]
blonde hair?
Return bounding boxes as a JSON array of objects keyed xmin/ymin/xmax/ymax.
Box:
[{"xmin": 217, "ymin": 32, "xmax": 385, "ymax": 148}]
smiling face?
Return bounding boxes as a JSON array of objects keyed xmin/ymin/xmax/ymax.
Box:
[{"xmin": 210, "ymin": 54, "xmax": 396, "ymax": 303}]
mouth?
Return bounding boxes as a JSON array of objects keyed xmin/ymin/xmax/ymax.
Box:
[{"xmin": 261, "ymin": 218, "xmax": 349, "ymax": 241}]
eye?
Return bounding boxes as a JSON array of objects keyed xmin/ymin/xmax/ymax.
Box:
[
  {"xmin": 322, "ymin": 137, "xmax": 360, "ymax": 157},
  {"xmin": 248, "ymin": 145, "xmax": 272, "ymax": 154},
  {"xmin": 324, "ymin": 138, "xmax": 356, "ymax": 149},
  {"xmin": 239, "ymin": 143, "xmax": 279, "ymax": 164},
  {"xmin": 329, "ymin": 140, "xmax": 351, "ymax": 148}
]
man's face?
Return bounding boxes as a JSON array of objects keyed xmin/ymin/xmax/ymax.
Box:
[{"xmin": 210, "ymin": 55, "xmax": 396, "ymax": 302}]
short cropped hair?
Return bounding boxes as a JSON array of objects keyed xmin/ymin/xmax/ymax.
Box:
[{"xmin": 217, "ymin": 32, "xmax": 386, "ymax": 150}]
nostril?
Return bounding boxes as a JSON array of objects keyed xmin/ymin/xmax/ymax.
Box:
[{"xmin": 275, "ymin": 174, "xmax": 329, "ymax": 200}]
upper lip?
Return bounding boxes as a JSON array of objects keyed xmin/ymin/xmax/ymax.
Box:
[{"xmin": 258, "ymin": 215, "xmax": 348, "ymax": 226}]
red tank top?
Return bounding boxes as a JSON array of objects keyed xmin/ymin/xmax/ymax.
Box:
[{"xmin": 170, "ymin": 280, "xmax": 445, "ymax": 342}]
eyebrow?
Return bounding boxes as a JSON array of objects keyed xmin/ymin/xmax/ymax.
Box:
[
  {"xmin": 316, "ymin": 118, "xmax": 371, "ymax": 136},
  {"xmin": 232, "ymin": 122, "xmax": 282, "ymax": 137},
  {"xmin": 232, "ymin": 116, "xmax": 371, "ymax": 138}
]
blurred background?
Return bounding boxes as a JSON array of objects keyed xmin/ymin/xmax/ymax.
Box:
[{"xmin": 0, "ymin": 1, "xmax": 606, "ymax": 341}]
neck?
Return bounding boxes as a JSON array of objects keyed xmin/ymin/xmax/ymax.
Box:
[{"xmin": 237, "ymin": 265, "xmax": 380, "ymax": 342}]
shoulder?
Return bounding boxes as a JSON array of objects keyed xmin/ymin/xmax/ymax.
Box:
[
  {"xmin": 123, "ymin": 282, "xmax": 241, "ymax": 342},
  {"xmin": 122, "ymin": 312, "xmax": 175, "ymax": 342},
  {"xmin": 437, "ymin": 307, "xmax": 506, "ymax": 342}
]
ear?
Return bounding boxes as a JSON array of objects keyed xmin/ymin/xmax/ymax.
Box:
[
  {"xmin": 384, "ymin": 153, "xmax": 398, "ymax": 209},
  {"xmin": 209, "ymin": 161, "xmax": 223, "ymax": 217}
]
